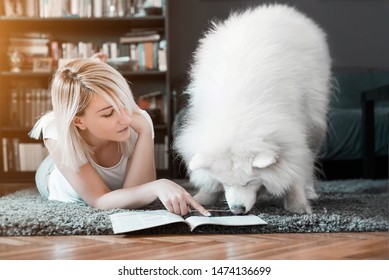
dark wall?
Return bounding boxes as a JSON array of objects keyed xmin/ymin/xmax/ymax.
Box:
[{"xmin": 167, "ymin": 0, "xmax": 389, "ymax": 85}]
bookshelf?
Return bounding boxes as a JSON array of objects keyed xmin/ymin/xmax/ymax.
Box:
[{"xmin": 0, "ymin": 1, "xmax": 171, "ymax": 183}]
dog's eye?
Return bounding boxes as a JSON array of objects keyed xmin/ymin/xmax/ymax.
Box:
[{"xmin": 244, "ymin": 180, "xmax": 255, "ymax": 187}]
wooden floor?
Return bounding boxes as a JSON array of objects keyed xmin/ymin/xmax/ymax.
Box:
[
  {"xmin": 1, "ymin": 184, "xmax": 388, "ymax": 260},
  {"xmin": 0, "ymin": 232, "xmax": 388, "ymax": 260}
]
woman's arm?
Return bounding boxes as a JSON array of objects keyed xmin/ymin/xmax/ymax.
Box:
[
  {"xmin": 94, "ymin": 178, "xmax": 208, "ymax": 216},
  {"xmin": 44, "ymin": 139, "xmax": 209, "ymax": 216},
  {"xmin": 123, "ymin": 111, "xmax": 156, "ymax": 187}
]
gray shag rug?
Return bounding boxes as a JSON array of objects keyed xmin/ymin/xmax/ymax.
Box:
[{"xmin": 0, "ymin": 179, "xmax": 388, "ymax": 236}]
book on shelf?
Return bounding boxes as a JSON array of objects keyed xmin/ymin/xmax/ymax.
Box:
[
  {"xmin": 8, "ymin": 87, "xmax": 51, "ymax": 128},
  {"xmin": 137, "ymin": 91, "xmax": 166, "ymax": 124},
  {"xmin": 1, "ymin": 138, "xmax": 48, "ymax": 172},
  {"xmin": 158, "ymin": 43, "xmax": 167, "ymax": 71},
  {"xmin": 9, "ymin": 37, "xmax": 51, "ymax": 47},
  {"xmin": 11, "ymin": 138, "xmax": 20, "ymax": 172},
  {"xmin": 2, "ymin": 138, "xmax": 11, "ymax": 172},
  {"xmin": 119, "ymin": 32, "xmax": 161, "ymax": 45},
  {"xmin": 110, "ymin": 210, "xmax": 267, "ymax": 234},
  {"xmin": 18, "ymin": 142, "xmax": 48, "ymax": 171},
  {"xmin": 106, "ymin": 56, "xmax": 138, "ymax": 71},
  {"xmin": 2, "ymin": 0, "xmax": 23, "ymax": 17},
  {"xmin": 127, "ymin": 41, "xmax": 160, "ymax": 71}
]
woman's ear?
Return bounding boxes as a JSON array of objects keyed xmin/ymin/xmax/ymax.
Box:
[{"xmin": 73, "ymin": 116, "xmax": 86, "ymax": 130}]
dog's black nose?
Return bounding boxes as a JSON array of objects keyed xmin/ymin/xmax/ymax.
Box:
[{"xmin": 230, "ymin": 205, "xmax": 246, "ymax": 215}]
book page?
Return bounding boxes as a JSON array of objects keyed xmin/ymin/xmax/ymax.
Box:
[
  {"xmin": 110, "ymin": 210, "xmax": 185, "ymax": 234},
  {"xmin": 184, "ymin": 210, "xmax": 267, "ymax": 231}
]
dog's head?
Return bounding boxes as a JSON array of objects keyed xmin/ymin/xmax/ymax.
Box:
[{"xmin": 189, "ymin": 149, "xmax": 277, "ymax": 214}]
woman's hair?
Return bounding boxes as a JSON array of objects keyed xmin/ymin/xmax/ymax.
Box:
[{"xmin": 30, "ymin": 59, "xmax": 139, "ymax": 171}]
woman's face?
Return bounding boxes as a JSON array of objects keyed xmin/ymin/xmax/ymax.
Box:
[{"xmin": 73, "ymin": 95, "xmax": 132, "ymax": 144}]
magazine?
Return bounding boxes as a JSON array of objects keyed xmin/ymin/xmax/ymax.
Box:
[{"xmin": 109, "ymin": 210, "xmax": 267, "ymax": 234}]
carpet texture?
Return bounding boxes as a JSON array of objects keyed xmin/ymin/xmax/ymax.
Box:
[{"xmin": 0, "ymin": 179, "xmax": 388, "ymax": 235}]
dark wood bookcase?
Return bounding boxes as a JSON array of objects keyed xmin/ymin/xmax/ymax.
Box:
[{"xmin": 0, "ymin": 7, "xmax": 172, "ymax": 182}]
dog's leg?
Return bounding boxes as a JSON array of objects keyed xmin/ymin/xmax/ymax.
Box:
[
  {"xmin": 189, "ymin": 170, "xmax": 223, "ymax": 205},
  {"xmin": 283, "ymin": 183, "xmax": 312, "ymax": 214},
  {"xmin": 305, "ymin": 177, "xmax": 319, "ymax": 200}
]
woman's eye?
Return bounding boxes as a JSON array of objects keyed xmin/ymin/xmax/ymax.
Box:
[{"xmin": 103, "ymin": 110, "xmax": 114, "ymax": 118}]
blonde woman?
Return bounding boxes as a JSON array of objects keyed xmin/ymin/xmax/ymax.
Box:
[{"xmin": 30, "ymin": 58, "xmax": 210, "ymax": 216}]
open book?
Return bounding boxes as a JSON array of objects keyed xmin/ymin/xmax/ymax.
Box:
[{"xmin": 109, "ymin": 210, "xmax": 267, "ymax": 234}]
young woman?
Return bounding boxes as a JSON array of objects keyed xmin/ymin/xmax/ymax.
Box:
[{"xmin": 29, "ymin": 57, "xmax": 210, "ymax": 216}]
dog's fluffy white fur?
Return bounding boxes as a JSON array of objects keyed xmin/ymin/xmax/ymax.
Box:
[{"xmin": 173, "ymin": 4, "xmax": 332, "ymax": 214}]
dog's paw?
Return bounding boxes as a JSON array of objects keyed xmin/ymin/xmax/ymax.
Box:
[
  {"xmin": 304, "ymin": 182, "xmax": 319, "ymax": 200},
  {"xmin": 284, "ymin": 200, "xmax": 312, "ymax": 214},
  {"xmin": 305, "ymin": 187, "xmax": 318, "ymax": 200}
]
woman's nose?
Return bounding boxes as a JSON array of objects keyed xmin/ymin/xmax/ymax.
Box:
[{"xmin": 118, "ymin": 109, "xmax": 131, "ymax": 124}]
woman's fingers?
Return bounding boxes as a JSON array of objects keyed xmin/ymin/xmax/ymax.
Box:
[
  {"xmin": 163, "ymin": 193, "xmax": 210, "ymax": 217},
  {"xmin": 158, "ymin": 179, "xmax": 211, "ymax": 216},
  {"xmin": 186, "ymin": 196, "xmax": 212, "ymax": 217}
]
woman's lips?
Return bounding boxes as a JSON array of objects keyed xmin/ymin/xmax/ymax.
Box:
[{"xmin": 117, "ymin": 127, "xmax": 129, "ymax": 133}]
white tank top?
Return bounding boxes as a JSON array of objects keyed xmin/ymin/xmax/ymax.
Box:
[{"xmin": 47, "ymin": 155, "xmax": 129, "ymax": 203}]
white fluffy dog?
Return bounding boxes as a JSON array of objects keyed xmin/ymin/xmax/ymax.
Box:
[{"xmin": 173, "ymin": 4, "xmax": 332, "ymax": 214}]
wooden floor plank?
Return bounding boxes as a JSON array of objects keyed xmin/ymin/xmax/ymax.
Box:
[{"xmin": 0, "ymin": 232, "xmax": 387, "ymax": 260}]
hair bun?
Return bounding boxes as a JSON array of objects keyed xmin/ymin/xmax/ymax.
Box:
[{"xmin": 63, "ymin": 68, "xmax": 80, "ymax": 81}]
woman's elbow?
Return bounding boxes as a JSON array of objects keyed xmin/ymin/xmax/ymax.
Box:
[{"xmin": 88, "ymin": 195, "xmax": 113, "ymax": 210}]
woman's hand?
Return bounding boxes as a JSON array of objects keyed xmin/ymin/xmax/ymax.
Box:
[
  {"xmin": 156, "ymin": 179, "xmax": 211, "ymax": 216},
  {"xmin": 90, "ymin": 52, "xmax": 107, "ymax": 63},
  {"xmin": 130, "ymin": 111, "xmax": 153, "ymax": 136}
]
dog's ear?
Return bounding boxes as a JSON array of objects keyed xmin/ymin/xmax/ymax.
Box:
[
  {"xmin": 189, "ymin": 153, "xmax": 210, "ymax": 171},
  {"xmin": 252, "ymin": 151, "xmax": 277, "ymax": 169}
]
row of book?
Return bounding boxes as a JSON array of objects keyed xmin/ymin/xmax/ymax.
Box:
[
  {"xmin": 120, "ymin": 31, "xmax": 167, "ymax": 71},
  {"xmin": 76, "ymin": 35, "xmax": 167, "ymax": 72},
  {"xmin": 2, "ymin": 138, "xmax": 48, "ymax": 172},
  {"xmin": 2, "ymin": 0, "xmax": 165, "ymax": 18},
  {"xmin": 8, "ymin": 31, "xmax": 167, "ymax": 72},
  {"xmin": 61, "ymin": 40, "xmax": 167, "ymax": 71},
  {"xmin": 7, "ymin": 87, "xmax": 167, "ymax": 129},
  {"xmin": 8, "ymin": 87, "xmax": 51, "ymax": 128},
  {"xmin": 1, "ymin": 137, "xmax": 168, "ymax": 172}
]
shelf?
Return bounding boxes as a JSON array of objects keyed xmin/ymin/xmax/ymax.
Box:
[
  {"xmin": 0, "ymin": 71, "xmax": 53, "ymax": 78},
  {"xmin": 0, "ymin": 16, "xmax": 166, "ymax": 31},
  {"xmin": 1, "ymin": 127, "xmax": 33, "ymax": 132},
  {"xmin": 0, "ymin": 9, "xmax": 172, "ymax": 182},
  {"xmin": 0, "ymin": 15, "xmax": 165, "ymax": 21},
  {"xmin": 0, "ymin": 171, "xmax": 35, "ymax": 182}
]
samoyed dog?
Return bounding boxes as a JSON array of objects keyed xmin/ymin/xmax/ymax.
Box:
[{"xmin": 173, "ymin": 4, "xmax": 332, "ymax": 214}]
